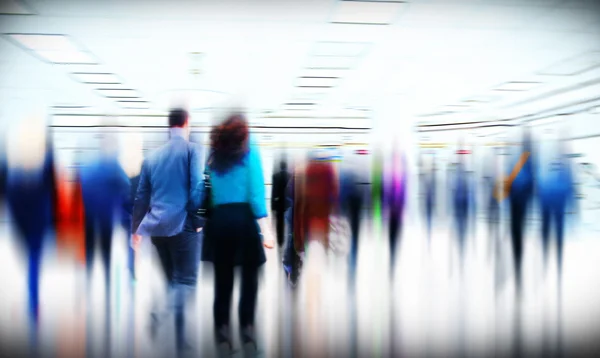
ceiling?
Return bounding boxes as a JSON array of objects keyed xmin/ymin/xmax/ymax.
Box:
[{"xmin": 1, "ymin": 0, "xmax": 599, "ymax": 126}]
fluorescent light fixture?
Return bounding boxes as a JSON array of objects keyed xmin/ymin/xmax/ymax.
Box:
[
  {"xmin": 589, "ymin": 106, "xmax": 600, "ymax": 115},
  {"xmin": 117, "ymin": 101, "xmax": 149, "ymax": 109},
  {"xmin": 331, "ymin": 1, "xmax": 406, "ymax": 25},
  {"xmin": 493, "ymin": 81, "xmax": 542, "ymax": 92},
  {"xmin": 306, "ymin": 56, "xmax": 357, "ymax": 69},
  {"xmin": 538, "ymin": 51, "xmax": 600, "ymax": 76},
  {"xmin": 440, "ymin": 104, "xmax": 470, "ymax": 112},
  {"xmin": 72, "ymin": 73, "xmax": 121, "ymax": 84},
  {"xmin": 8, "ymin": 34, "xmax": 78, "ymax": 51},
  {"xmin": 312, "ymin": 42, "xmax": 369, "ymax": 57},
  {"xmin": 96, "ymin": 89, "xmax": 140, "ymax": 98},
  {"xmin": 301, "ymin": 68, "xmax": 349, "ymax": 78},
  {"xmin": 0, "ymin": 0, "xmax": 34, "ymax": 15},
  {"xmin": 36, "ymin": 50, "xmax": 97, "ymax": 64},
  {"xmin": 297, "ymin": 77, "xmax": 339, "ymax": 88},
  {"xmin": 283, "ymin": 103, "xmax": 317, "ymax": 111}
]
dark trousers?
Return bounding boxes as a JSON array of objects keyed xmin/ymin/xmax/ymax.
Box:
[
  {"xmin": 85, "ymin": 216, "xmax": 113, "ymax": 285},
  {"xmin": 510, "ymin": 198, "xmax": 528, "ymax": 293},
  {"xmin": 389, "ymin": 207, "xmax": 403, "ymax": 276},
  {"xmin": 541, "ymin": 204, "xmax": 565, "ymax": 274},
  {"xmin": 214, "ymin": 263, "xmax": 259, "ymax": 329},
  {"xmin": 151, "ymin": 230, "xmax": 200, "ymax": 347},
  {"xmin": 275, "ymin": 209, "xmax": 285, "ymax": 247},
  {"xmin": 455, "ymin": 203, "xmax": 469, "ymax": 260},
  {"xmin": 348, "ymin": 198, "xmax": 362, "ymax": 287},
  {"xmin": 27, "ymin": 236, "xmax": 43, "ymax": 328}
]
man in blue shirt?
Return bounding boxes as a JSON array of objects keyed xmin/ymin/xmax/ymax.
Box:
[{"xmin": 132, "ymin": 108, "xmax": 204, "ymax": 353}]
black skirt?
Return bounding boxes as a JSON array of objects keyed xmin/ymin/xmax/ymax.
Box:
[{"xmin": 201, "ymin": 203, "xmax": 266, "ymax": 266}]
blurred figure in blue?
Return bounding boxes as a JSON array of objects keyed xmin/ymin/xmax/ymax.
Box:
[
  {"xmin": 132, "ymin": 109, "xmax": 204, "ymax": 354},
  {"xmin": 537, "ymin": 135, "xmax": 576, "ymax": 277},
  {"xmin": 119, "ymin": 132, "xmax": 144, "ymax": 281},
  {"xmin": 422, "ymin": 155, "xmax": 437, "ymax": 246},
  {"xmin": 383, "ymin": 145, "xmax": 407, "ymax": 279},
  {"xmin": 282, "ymin": 159, "xmax": 301, "ymax": 287},
  {"xmin": 5, "ymin": 116, "xmax": 57, "ymax": 348},
  {"xmin": 452, "ymin": 147, "xmax": 473, "ymax": 267},
  {"xmin": 506, "ymin": 126, "xmax": 535, "ymax": 295},
  {"xmin": 79, "ymin": 128, "xmax": 131, "ymax": 354},
  {"xmin": 485, "ymin": 149, "xmax": 502, "ymax": 260}
]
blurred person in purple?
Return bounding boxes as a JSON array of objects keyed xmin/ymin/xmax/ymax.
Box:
[
  {"xmin": 383, "ymin": 144, "xmax": 408, "ymax": 279},
  {"xmin": 5, "ymin": 116, "xmax": 57, "ymax": 345}
]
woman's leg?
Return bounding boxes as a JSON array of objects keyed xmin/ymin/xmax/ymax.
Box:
[
  {"xmin": 213, "ymin": 262, "xmax": 235, "ymax": 337},
  {"xmin": 239, "ymin": 264, "xmax": 260, "ymax": 340}
]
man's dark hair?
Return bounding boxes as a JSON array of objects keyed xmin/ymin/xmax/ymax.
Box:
[{"xmin": 169, "ymin": 108, "xmax": 188, "ymax": 127}]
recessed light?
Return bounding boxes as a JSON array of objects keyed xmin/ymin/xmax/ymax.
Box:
[
  {"xmin": 301, "ymin": 68, "xmax": 349, "ymax": 78},
  {"xmin": 117, "ymin": 101, "xmax": 149, "ymax": 109},
  {"xmin": 312, "ymin": 42, "xmax": 370, "ymax": 57},
  {"xmin": 7, "ymin": 34, "xmax": 76, "ymax": 51},
  {"xmin": 296, "ymin": 77, "xmax": 339, "ymax": 88},
  {"xmin": 306, "ymin": 56, "xmax": 357, "ymax": 69},
  {"xmin": 72, "ymin": 73, "xmax": 121, "ymax": 84},
  {"xmin": 36, "ymin": 50, "xmax": 97, "ymax": 64},
  {"xmin": 493, "ymin": 81, "xmax": 542, "ymax": 92},
  {"xmin": 331, "ymin": 1, "xmax": 406, "ymax": 25},
  {"xmin": 96, "ymin": 89, "xmax": 140, "ymax": 98}
]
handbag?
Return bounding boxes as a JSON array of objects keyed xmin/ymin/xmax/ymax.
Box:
[
  {"xmin": 197, "ymin": 155, "xmax": 213, "ymax": 219},
  {"xmin": 328, "ymin": 214, "xmax": 351, "ymax": 256}
]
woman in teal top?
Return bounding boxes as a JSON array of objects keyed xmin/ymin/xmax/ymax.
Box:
[{"xmin": 201, "ymin": 113, "xmax": 274, "ymax": 353}]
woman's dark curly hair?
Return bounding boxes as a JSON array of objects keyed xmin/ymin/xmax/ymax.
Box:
[{"xmin": 209, "ymin": 113, "xmax": 250, "ymax": 173}]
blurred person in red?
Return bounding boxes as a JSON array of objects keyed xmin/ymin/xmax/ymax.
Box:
[{"xmin": 5, "ymin": 115, "xmax": 57, "ymax": 348}]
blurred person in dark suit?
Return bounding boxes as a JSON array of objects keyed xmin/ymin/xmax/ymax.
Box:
[
  {"xmin": 383, "ymin": 147, "xmax": 408, "ymax": 279},
  {"xmin": 506, "ymin": 127, "xmax": 535, "ymax": 295},
  {"xmin": 132, "ymin": 109, "xmax": 204, "ymax": 354},
  {"xmin": 5, "ymin": 116, "xmax": 57, "ymax": 347},
  {"xmin": 272, "ymin": 158, "xmax": 290, "ymax": 248},
  {"xmin": 339, "ymin": 150, "xmax": 364, "ymax": 289}
]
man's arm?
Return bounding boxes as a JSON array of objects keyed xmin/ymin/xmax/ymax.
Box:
[{"xmin": 132, "ymin": 159, "xmax": 151, "ymax": 234}]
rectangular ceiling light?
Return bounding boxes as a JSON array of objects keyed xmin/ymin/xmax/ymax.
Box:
[
  {"xmin": 36, "ymin": 50, "xmax": 97, "ymax": 64},
  {"xmin": 8, "ymin": 34, "xmax": 79, "ymax": 51},
  {"xmin": 117, "ymin": 101, "xmax": 149, "ymax": 109},
  {"xmin": 538, "ymin": 51, "xmax": 600, "ymax": 76},
  {"xmin": 283, "ymin": 103, "xmax": 317, "ymax": 111},
  {"xmin": 0, "ymin": 0, "xmax": 34, "ymax": 15},
  {"xmin": 301, "ymin": 68, "xmax": 349, "ymax": 78},
  {"xmin": 296, "ymin": 77, "xmax": 339, "ymax": 88},
  {"xmin": 493, "ymin": 81, "xmax": 542, "ymax": 92},
  {"xmin": 72, "ymin": 73, "xmax": 121, "ymax": 84},
  {"xmin": 331, "ymin": 1, "xmax": 406, "ymax": 25},
  {"xmin": 307, "ymin": 56, "xmax": 357, "ymax": 69},
  {"xmin": 312, "ymin": 42, "xmax": 370, "ymax": 57},
  {"xmin": 96, "ymin": 89, "xmax": 140, "ymax": 98}
]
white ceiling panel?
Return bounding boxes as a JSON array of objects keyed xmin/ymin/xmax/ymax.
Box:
[{"xmin": 330, "ymin": 1, "xmax": 406, "ymax": 25}]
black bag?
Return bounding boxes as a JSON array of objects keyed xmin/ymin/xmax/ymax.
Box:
[{"xmin": 198, "ymin": 162, "xmax": 212, "ymax": 218}]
